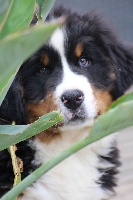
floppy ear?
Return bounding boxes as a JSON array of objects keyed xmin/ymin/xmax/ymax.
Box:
[
  {"xmin": 0, "ymin": 76, "xmax": 27, "ymax": 125},
  {"xmin": 87, "ymin": 13, "xmax": 133, "ymax": 100},
  {"xmin": 110, "ymin": 44, "xmax": 133, "ymax": 99},
  {"xmin": 100, "ymin": 27, "xmax": 133, "ymax": 99}
]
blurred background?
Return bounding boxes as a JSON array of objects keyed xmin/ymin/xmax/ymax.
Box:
[
  {"xmin": 55, "ymin": 0, "xmax": 133, "ymax": 44},
  {"xmin": 54, "ymin": 1, "xmax": 133, "ymax": 200}
]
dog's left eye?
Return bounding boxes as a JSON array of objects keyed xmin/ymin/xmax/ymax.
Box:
[
  {"xmin": 78, "ymin": 57, "xmax": 91, "ymax": 69},
  {"xmin": 36, "ymin": 67, "xmax": 47, "ymax": 75}
]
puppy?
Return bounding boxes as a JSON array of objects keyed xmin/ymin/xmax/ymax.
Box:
[{"xmin": 0, "ymin": 6, "xmax": 133, "ymax": 200}]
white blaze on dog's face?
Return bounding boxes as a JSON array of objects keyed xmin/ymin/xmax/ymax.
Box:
[
  {"xmin": 26, "ymin": 24, "xmax": 114, "ymax": 135},
  {"xmin": 25, "ymin": 15, "xmax": 115, "ymax": 139},
  {"xmin": 50, "ymin": 28, "xmax": 96, "ymax": 130}
]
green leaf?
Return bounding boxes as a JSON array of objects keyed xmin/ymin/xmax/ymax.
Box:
[
  {"xmin": 0, "ymin": 0, "xmax": 35, "ymax": 39},
  {"xmin": 109, "ymin": 92, "xmax": 133, "ymax": 109},
  {"xmin": 1, "ymin": 135, "xmax": 97, "ymax": 200},
  {"xmin": 0, "ymin": 0, "xmax": 10, "ymax": 15},
  {"xmin": 36, "ymin": 0, "xmax": 46, "ymax": 20},
  {"xmin": 36, "ymin": 0, "xmax": 44, "ymax": 7},
  {"xmin": 2, "ymin": 100, "xmax": 133, "ymax": 200},
  {"xmin": 36, "ymin": 0, "xmax": 56, "ymax": 21},
  {"xmin": 0, "ymin": 111, "xmax": 63, "ymax": 151},
  {"xmin": 0, "ymin": 67, "xmax": 17, "ymax": 107},
  {"xmin": 0, "ymin": 21, "xmax": 61, "ymax": 105},
  {"xmin": 90, "ymin": 100, "xmax": 133, "ymax": 139}
]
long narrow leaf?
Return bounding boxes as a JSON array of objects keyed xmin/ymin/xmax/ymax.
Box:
[
  {"xmin": 109, "ymin": 92, "xmax": 133, "ymax": 109},
  {"xmin": 1, "ymin": 135, "xmax": 99, "ymax": 200},
  {"xmin": 90, "ymin": 100, "xmax": 133, "ymax": 138},
  {"xmin": 0, "ymin": 111, "xmax": 63, "ymax": 151},
  {"xmin": 0, "ymin": 21, "xmax": 61, "ymax": 105},
  {"xmin": 0, "ymin": 0, "xmax": 35, "ymax": 39},
  {"xmin": 0, "ymin": 68, "xmax": 17, "ymax": 108},
  {"xmin": 36, "ymin": 0, "xmax": 56, "ymax": 21},
  {"xmin": 2, "ymin": 100, "xmax": 133, "ymax": 200}
]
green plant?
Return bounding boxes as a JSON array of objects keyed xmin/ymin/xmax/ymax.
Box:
[{"xmin": 0, "ymin": 1, "xmax": 133, "ymax": 200}]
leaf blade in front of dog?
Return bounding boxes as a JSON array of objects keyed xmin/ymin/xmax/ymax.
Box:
[
  {"xmin": 109, "ymin": 92, "xmax": 133, "ymax": 109},
  {"xmin": 36, "ymin": 0, "xmax": 56, "ymax": 22},
  {"xmin": 0, "ymin": 21, "xmax": 61, "ymax": 106},
  {"xmin": 89, "ymin": 100, "xmax": 133, "ymax": 139},
  {"xmin": 0, "ymin": 111, "xmax": 63, "ymax": 151},
  {"xmin": 0, "ymin": 0, "xmax": 35, "ymax": 39},
  {"xmin": 2, "ymin": 100, "xmax": 133, "ymax": 200}
]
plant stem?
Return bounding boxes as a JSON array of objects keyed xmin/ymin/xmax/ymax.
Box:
[
  {"xmin": 9, "ymin": 145, "xmax": 22, "ymax": 187},
  {"xmin": 8, "ymin": 122, "xmax": 22, "ymax": 200}
]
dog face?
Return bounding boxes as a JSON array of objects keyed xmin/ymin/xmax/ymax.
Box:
[
  {"xmin": 2, "ymin": 7, "xmax": 133, "ymax": 131},
  {"xmin": 20, "ymin": 12, "xmax": 118, "ymax": 132},
  {"xmin": 49, "ymin": 28, "xmax": 113, "ymax": 131},
  {"xmin": 0, "ymin": 8, "xmax": 132, "ymax": 197}
]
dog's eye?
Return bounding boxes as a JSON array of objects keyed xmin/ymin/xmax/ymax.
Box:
[
  {"xmin": 36, "ymin": 67, "xmax": 47, "ymax": 75},
  {"xmin": 78, "ymin": 57, "xmax": 91, "ymax": 69}
]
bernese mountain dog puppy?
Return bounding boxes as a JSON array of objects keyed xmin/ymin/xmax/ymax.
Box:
[{"xmin": 0, "ymin": 6, "xmax": 133, "ymax": 200}]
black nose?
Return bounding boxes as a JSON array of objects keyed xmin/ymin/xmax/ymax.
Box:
[{"xmin": 61, "ymin": 90, "xmax": 84, "ymax": 110}]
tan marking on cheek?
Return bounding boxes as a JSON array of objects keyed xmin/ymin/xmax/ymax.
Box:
[
  {"xmin": 75, "ymin": 43, "xmax": 83, "ymax": 57},
  {"xmin": 27, "ymin": 93, "xmax": 61, "ymax": 143},
  {"xmin": 93, "ymin": 87, "xmax": 112, "ymax": 115},
  {"xmin": 27, "ymin": 93, "xmax": 58, "ymax": 123},
  {"xmin": 41, "ymin": 54, "xmax": 49, "ymax": 66}
]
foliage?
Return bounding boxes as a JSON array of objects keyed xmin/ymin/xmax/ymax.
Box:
[
  {"xmin": 0, "ymin": 0, "xmax": 62, "ymax": 199},
  {"xmin": 0, "ymin": 1, "xmax": 133, "ymax": 200},
  {"xmin": 36, "ymin": 0, "xmax": 56, "ymax": 22},
  {"xmin": 2, "ymin": 93, "xmax": 133, "ymax": 200},
  {"xmin": 0, "ymin": 111, "xmax": 62, "ymax": 151}
]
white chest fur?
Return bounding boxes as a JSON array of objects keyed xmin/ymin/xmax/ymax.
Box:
[{"xmin": 21, "ymin": 130, "xmax": 115, "ymax": 200}]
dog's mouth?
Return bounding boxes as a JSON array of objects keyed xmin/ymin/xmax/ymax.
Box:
[
  {"xmin": 59, "ymin": 107, "xmax": 88, "ymax": 127},
  {"xmin": 52, "ymin": 111, "xmax": 86, "ymax": 131}
]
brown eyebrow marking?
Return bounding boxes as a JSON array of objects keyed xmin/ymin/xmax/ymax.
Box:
[
  {"xmin": 110, "ymin": 72, "xmax": 116, "ymax": 80},
  {"xmin": 75, "ymin": 43, "xmax": 83, "ymax": 57},
  {"xmin": 41, "ymin": 54, "xmax": 49, "ymax": 66}
]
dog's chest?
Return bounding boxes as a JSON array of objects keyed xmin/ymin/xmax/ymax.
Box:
[{"xmin": 22, "ymin": 135, "xmax": 114, "ymax": 200}]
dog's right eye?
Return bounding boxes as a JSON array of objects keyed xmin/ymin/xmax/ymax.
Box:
[
  {"xmin": 78, "ymin": 57, "xmax": 92, "ymax": 69},
  {"xmin": 36, "ymin": 67, "xmax": 47, "ymax": 75}
]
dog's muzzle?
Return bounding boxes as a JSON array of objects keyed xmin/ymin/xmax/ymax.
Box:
[
  {"xmin": 59, "ymin": 89, "xmax": 87, "ymax": 126},
  {"xmin": 61, "ymin": 90, "xmax": 84, "ymax": 110}
]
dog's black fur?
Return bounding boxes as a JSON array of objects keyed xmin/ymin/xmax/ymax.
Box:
[{"xmin": 0, "ymin": 6, "xmax": 133, "ymax": 198}]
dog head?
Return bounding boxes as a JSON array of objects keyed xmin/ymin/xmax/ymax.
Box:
[{"xmin": 1, "ymin": 7, "xmax": 133, "ymax": 134}]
